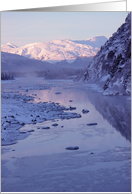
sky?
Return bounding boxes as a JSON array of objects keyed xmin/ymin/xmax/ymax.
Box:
[{"xmin": 1, "ymin": 12, "xmax": 129, "ymax": 47}]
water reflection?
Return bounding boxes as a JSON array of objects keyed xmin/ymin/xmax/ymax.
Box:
[
  {"xmin": 27, "ymin": 80, "xmax": 131, "ymax": 143},
  {"xmin": 87, "ymin": 93, "xmax": 131, "ymax": 142}
]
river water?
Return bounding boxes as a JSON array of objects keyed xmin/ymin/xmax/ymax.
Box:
[
  {"xmin": 1, "ymin": 78, "xmax": 131, "ymax": 192},
  {"xmin": 2, "ymin": 78, "xmax": 131, "ymax": 157}
]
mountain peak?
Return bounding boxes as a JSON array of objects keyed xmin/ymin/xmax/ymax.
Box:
[
  {"xmin": 7, "ymin": 42, "xmax": 18, "ymax": 48},
  {"xmin": 2, "ymin": 37, "xmax": 105, "ymax": 63},
  {"xmin": 87, "ymin": 36, "xmax": 108, "ymax": 42}
]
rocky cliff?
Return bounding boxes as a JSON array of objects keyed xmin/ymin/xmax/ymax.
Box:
[{"xmin": 81, "ymin": 13, "xmax": 131, "ymax": 95}]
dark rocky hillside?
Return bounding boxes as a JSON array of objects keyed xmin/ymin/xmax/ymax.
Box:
[{"xmin": 81, "ymin": 13, "xmax": 131, "ymax": 95}]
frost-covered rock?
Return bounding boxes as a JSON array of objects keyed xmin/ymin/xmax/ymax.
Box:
[
  {"xmin": 69, "ymin": 106, "xmax": 76, "ymax": 110},
  {"xmin": 42, "ymin": 127, "xmax": 50, "ymax": 129},
  {"xmin": 81, "ymin": 13, "xmax": 131, "ymax": 96},
  {"xmin": 52, "ymin": 123, "xmax": 58, "ymax": 127},
  {"xmin": 28, "ymin": 129, "xmax": 35, "ymax": 132},
  {"xmin": 82, "ymin": 109, "xmax": 89, "ymax": 113}
]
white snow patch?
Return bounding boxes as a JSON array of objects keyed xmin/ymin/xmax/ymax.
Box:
[{"xmin": 100, "ymin": 74, "xmax": 110, "ymax": 81}]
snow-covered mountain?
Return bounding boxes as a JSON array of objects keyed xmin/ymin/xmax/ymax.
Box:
[
  {"xmin": 73, "ymin": 35, "xmax": 107, "ymax": 48},
  {"xmin": 81, "ymin": 13, "xmax": 131, "ymax": 96},
  {"xmin": 1, "ymin": 36, "xmax": 107, "ymax": 63}
]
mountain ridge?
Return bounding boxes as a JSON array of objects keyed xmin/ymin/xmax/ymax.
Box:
[{"xmin": 1, "ymin": 36, "xmax": 107, "ymax": 64}]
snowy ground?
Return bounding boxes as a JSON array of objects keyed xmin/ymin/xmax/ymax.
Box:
[
  {"xmin": 1, "ymin": 78, "xmax": 81, "ymax": 146},
  {"xmin": 1, "ymin": 78, "xmax": 131, "ymax": 192}
]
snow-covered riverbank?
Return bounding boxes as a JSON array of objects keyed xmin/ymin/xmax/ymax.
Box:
[{"xmin": 1, "ymin": 78, "xmax": 81, "ymax": 146}]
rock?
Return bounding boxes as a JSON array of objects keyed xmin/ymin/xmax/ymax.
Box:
[
  {"xmin": 11, "ymin": 121, "xmax": 19, "ymax": 124},
  {"xmin": 69, "ymin": 100, "xmax": 73, "ymax": 102},
  {"xmin": 10, "ymin": 115, "xmax": 15, "ymax": 118},
  {"xmin": 52, "ymin": 123, "xmax": 58, "ymax": 127},
  {"xmin": 28, "ymin": 129, "xmax": 35, "ymax": 132},
  {"xmin": 20, "ymin": 122, "xmax": 25, "ymax": 126},
  {"xmin": 26, "ymin": 89, "xmax": 28, "ymax": 92},
  {"xmin": 42, "ymin": 126, "xmax": 50, "ymax": 129},
  {"xmin": 65, "ymin": 146, "xmax": 79, "ymax": 150},
  {"xmin": 6, "ymin": 120, "xmax": 11, "ymax": 123},
  {"xmin": 19, "ymin": 131, "xmax": 27, "ymax": 134},
  {"xmin": 76, "ymin": 114, "xmax": 82, "ymax": 118},
  {"xmin": 81, "ymin": 13, "xmax": 131, "ymax": 96},
  {"xmin": 82, "ymin": 109, "xmax": 89, "ymax": 113},
  {"xmin": 87, "ymin": 123, "xmax": 97, "ymax": 126},
  {"xmin": 31, "ymin": 119, "xmax": 36, "ymax": 122},
  {"xmin": 55, "ymin": 92, "xmax": 61, "ymax": 95},
  {"xmin": 3, "ymin": 123, "xmax": 9, "ymax": 127},
  {"xmin": 69, "ymin": 106, "xmax": 76, "ymax": 110}
]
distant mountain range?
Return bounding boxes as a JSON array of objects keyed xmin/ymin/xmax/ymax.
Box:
[
  {"xmin": 1, "ymin": 36, "xmax": 107, "ymax": 63},
  {"xmin": 81, "ymin": 13, "xmax": 131, "ymax": 95}
]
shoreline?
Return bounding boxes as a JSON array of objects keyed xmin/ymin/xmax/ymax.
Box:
[{"xmin": 1, "ymin": 78, "xmax": 82, "ymax": 146}]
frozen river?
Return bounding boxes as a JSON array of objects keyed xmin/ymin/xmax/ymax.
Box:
[{"xmin": 1, "ymin": 78, "xmax": 131, "ymax": 192}]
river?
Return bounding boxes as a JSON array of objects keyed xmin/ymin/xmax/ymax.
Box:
[{"xmin": 1, "ymin": 78, "xmax": 131, "ymax": 192}]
